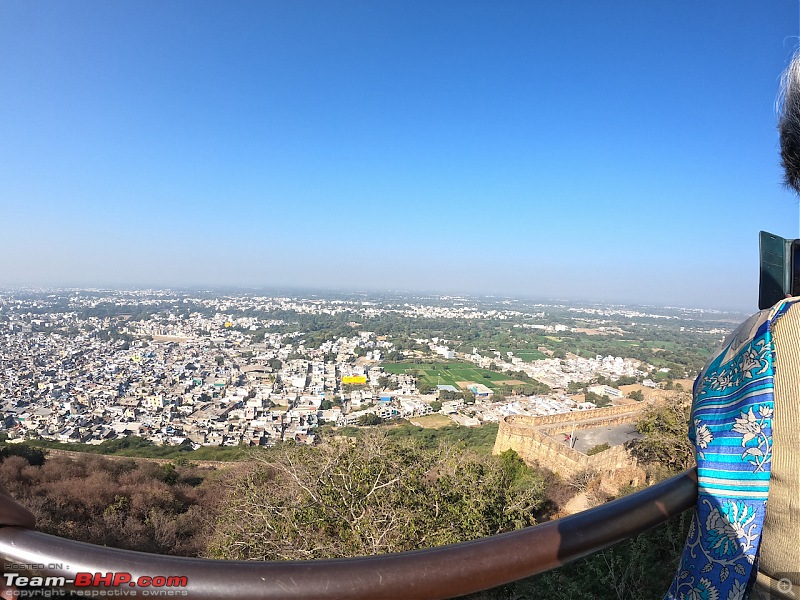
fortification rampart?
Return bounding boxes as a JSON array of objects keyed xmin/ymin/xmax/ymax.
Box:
[
  {"xmin": 493, "ymin": 402, "xmax": 650, "ymax": 478},
  {"xmin": 507, "ymin": 402, "xmax": 646, "ymax": 427}
]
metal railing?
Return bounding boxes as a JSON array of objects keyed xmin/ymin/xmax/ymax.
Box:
[{"xmin": 0, "ymin": 469, "xmax": 697, "ymax": 599}]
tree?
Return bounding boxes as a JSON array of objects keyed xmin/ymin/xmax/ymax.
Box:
[
  {"xmin": 357, "ymin": 413, "xmax": 383, "ymax": 426},
  {"xmin": 207, "ymin": 432, "xmax": 545, "ymax": 561},
  {"xmin": 567, "ymin": 381, "xmax": 586, "ymax": 394},
  {"xmin": 584, "ymin": 391, "xmax": 610, "ymax": 407},
  {"xmin": 627, "ymin": 395, "xmax": 694, "ymax": 476},
  {"xmin": 497, "ymin": 448, "xmax": 527, "ymax": 481},
  {"xmin": 593, "ymin": 375, "xmax": 612, "ymax": 387},
  {"xmin": 430, "ymin": 401, "xmax": 442, "ymax": 412},
  {"xmin": 628, "ymin": 390, "xmax": 645, "ymax": 402},
  {"xmin": 0, "ymin": 444, "xmax": 45, "ymax": 466}
]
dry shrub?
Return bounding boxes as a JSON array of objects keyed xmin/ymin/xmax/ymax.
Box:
[
  {"xmin": 0, "ymin": 456, "xmax": 32, "ymax": 489},
  {"xmin": 0, "ymin": 449, "xmax": 222, "ymax": 557}
]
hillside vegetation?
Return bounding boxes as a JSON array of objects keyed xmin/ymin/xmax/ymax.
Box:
[
  {"xmin": 0, "ymin": 448, "xmax": 218, "ymax": 556},
  {"xmin": 209, "ymin": 432, "xmax": 544, "ymax": 560}
]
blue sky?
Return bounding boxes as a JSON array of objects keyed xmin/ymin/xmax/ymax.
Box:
[{"xmin": 1, "ymin": 1, "xmax": 798, "ymax": 310}]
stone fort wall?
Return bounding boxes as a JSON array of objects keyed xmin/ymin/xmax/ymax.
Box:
[{"xmin": 492, "ymin": 402, "xmax": 650, "ymax": 478}]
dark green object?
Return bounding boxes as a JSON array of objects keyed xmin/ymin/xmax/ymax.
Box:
[{"xmin": 759, "ymin": 231, "xmax": 800, "ymax": 309}]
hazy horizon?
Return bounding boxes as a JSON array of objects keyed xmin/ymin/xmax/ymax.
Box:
[{"xmin": 0, "ymin": 282, "xmax": 752, "ymax": 315}]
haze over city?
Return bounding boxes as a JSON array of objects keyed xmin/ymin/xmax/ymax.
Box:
[{"xmin": 2, "ymin": 1, "xmax": 798, "ymax": 311}]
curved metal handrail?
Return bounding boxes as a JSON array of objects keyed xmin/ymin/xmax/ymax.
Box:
[{"xmin": 0, "ymin": 468, "xmax": 697, "ymax": 600}]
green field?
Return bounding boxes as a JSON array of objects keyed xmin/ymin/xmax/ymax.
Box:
[
  {"xmin": 501, "ymin": 349, "xmax": 547, "ymax": 361},
  {"xmin": 382, "ymin": 362, "xmax": 511, "ymax": 391},
  {"xmin": 408, "ymin": 414, "xmax": 455, "ymax": 428}
]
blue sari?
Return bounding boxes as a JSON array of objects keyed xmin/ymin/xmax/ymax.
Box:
[{"xmin": 666, "ymin": 299, "xmax": 795, "ymax": 600}]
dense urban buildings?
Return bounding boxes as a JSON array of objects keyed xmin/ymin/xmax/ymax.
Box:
[{"xmin": 0, "ymin": 289, "xmax": 738, "ymax": 449}]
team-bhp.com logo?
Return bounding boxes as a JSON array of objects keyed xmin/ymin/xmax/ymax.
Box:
[
  {"xmin": 3, "ymin": 572, "xmax": 188, "ymax": 597},
  {"xmin": 74, "ymin": 573, "xmax": 187, "ymax": 588}
]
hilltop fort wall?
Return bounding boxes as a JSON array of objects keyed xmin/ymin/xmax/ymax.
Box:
[{"xmin": 493, "ymin": 402, "xmax": 649, "ymax": 478}]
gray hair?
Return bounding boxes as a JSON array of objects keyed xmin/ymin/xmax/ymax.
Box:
[{"xmin": 779, "ymin": 51, "xmax": 800, "ymax": 193}]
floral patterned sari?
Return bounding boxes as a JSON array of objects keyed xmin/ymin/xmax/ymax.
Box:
[{"xmin": 665, "ymin": 299, "xmax": 795, "ymax": 600}]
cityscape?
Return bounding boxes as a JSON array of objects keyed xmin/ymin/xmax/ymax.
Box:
[{"xmin": 0, "ymin": 288, "xmax": 740, "ymax": 451}]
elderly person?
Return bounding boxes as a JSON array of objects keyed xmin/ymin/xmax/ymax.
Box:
[{"xmin": 665, "ymin": 52, "xmax": 800, "ymax": 600}]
